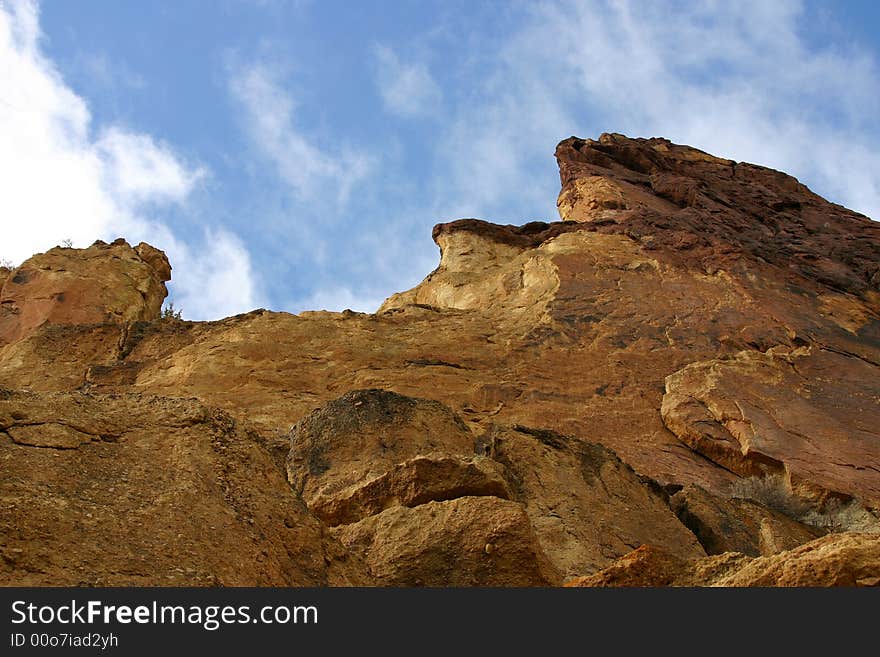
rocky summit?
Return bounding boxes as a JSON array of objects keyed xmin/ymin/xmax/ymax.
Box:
[{"xmin": 1, "ymin": 134, "xmax": 878, "ymax": 587}]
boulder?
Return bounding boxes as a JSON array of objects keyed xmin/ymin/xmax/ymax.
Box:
[
  {"xmin": 713, "ymin": 532, "xmax": 880, "ymax": 586},
  {"xmin": 287, "ymin": 389, "xmax": 483, "ymax": 520},
  {"xmin": 565, "ymin": 533, "xmax": 880, "ymax": 587},
  {"xmin": 304, "ymin": 452, "xmax": 511, "ymax": 526},
  {"xmin": 0, "ymin": 239, "xmax": 170, "ymax": 346},
  {"xmin": 564, "ymin": 545, "xmax": 691, "ymax": 587},
  {"xmin": 482, "ymin": 425, "xmax": 706, "ymax": 578},
  {"xmin": 331, "ymin": 496, "xmax": 560, "ymax": 586}
]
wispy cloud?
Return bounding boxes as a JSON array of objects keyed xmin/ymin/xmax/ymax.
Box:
[
  {"xmin": 97, "ymin": 128, "xmax": 205, "ymax": 204},
  {"xmin": 76, "ymin": 52, "xmax": 146, "ymax": 91},
  {"xmin": 147, "ymin": 223, "xmax": 262, "ymax": 320},
  {"xmin": 4, "ymin": 0, "xmax": 877, "ymax": 324},
  {"xmin": 228, "ymin": 62, "xmax": 374, "ymax": 206},
  {"xmin": 433, "ymin": 0, "xmax": 880, "ymax": 222},
  {"xmin": 0, "ymin": 0, "xmax": 260, "ymax": 320},
  {"xmin": 374, "ymin": 44, "xmax": 442, "ymax": 119}
]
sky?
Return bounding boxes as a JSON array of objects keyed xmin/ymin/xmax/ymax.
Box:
[{"xmin": 1, "ymin": 0, "xmax": 879, "ymax": 320}]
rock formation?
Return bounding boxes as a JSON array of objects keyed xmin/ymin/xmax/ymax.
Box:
[
  {"xmin": 1, "ymin": 134, "xmax": 878, "ymax": 587},
  {"xmin": 564, "ymin": 532, "xmax": 880, "ymax": 587},
  {"xmin": 0, "ymin": 239, "xmax": 170, "ymax": 347}
]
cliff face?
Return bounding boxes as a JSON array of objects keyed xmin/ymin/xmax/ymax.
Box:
[{"xmin": 1, "ymin": 134, "xmax": 878, "ymax": 587}]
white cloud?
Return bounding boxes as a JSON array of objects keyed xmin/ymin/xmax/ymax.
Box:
[
  {"xmin": 0, "ymin": 0, "xmax": 259, "ymax": 320},
  {"xmin": 229, "ymin": 62, "xmax": 374, "ymax": 205},
  {"xmin": 97, "ymin": 128, "xmax": 205, "ymax": 203},
  {"xmin": 145, "ymin": 223, "xmax": 262, "ymax": 320},
  {"xmin": 374, "ymin": 45, "xmax": 442, "ymax": 118},
  {"xmin": 435, "ymin": 0, "xmax": 880, "ymax": 222},
  {"xmin": 434, "ymin": 82, "xmax": 574, "ymax": 219}
]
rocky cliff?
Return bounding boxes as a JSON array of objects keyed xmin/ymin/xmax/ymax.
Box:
[{"xmin": 1, "ymin": 134, "xmax": 878, "ymax": 586}]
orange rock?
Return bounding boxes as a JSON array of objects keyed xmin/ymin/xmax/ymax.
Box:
[
  {"xmin": 566, "ymin": 533, "xmax": 880, "ymax": 587},
  {"xmin": 671, "ymin": 484, "xmax": 823, "ymax": 556},
  {"xmin": 713, "ymin": 533, "xmax": 880, "ymax": 587},
  {"xmin": 1, "ymin": 133, "xmax": 878, "ymax": 586},
  {"xmin": 0, "ymin": 239, "xmax": 170, "ymax": 347},
  {"xmin": 331, "ymin": 496, "xmax": 560, "ymax": 586},
  {"xmin": 0, "ymin": 390, "xmax": 369, "ymax": 586},
  {"xmin": 663, "ymin": 348, "xmax": 880, "ymax": 506},
  {"xmin": 564, "ymin": 545, "xmax": 690, "ymax": 587}
]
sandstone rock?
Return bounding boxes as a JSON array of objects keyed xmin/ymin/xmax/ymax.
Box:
[
  {"xmin": 555, "ymin": 133, "xmax": 880, "ymax": 306},
  {"xmin": 482, "ymin": 425, "xmax": 706, "ymax": 578},
  {"xmin": 671, "ymin": 483, "xmax": 823, "ymax": 556},
  {"xmin": 287, "ymin": 389, "xmax": 483, "ymax": 518},
  {"xmin": 0, "ymin": 239, "xmax": 170, "ymax": 347},
  {"xmin": 285, "ymin": 389, "xmax": 706, "ymax": 584},
  {"xmin": 566, "ymin": 533, "xmax": 880, "ymax": 587},
  {"xmin": 379, "ymin": 220, "xmax": 571, "ymax": 317},
  {"xmin": 1, "ymin": 133, "xmax": 878, "ymax": 587},
  {"xmin": 564, "ymin": 545, "xmax": 690, "ymax": 587},
  {"xmin": 0, "ymin": 390, "xmax": 369, "ymax": 586},
  {"xmin": 712, "ymin": 532, "xmax": 880, "ymax": 587},
  {"xmin": 331, "ymin": 496, "xmax": 560, "ymax": 586},
  {"xmin": 6, "ymin": 422, "xmax": 95, "ymax": 449},
  {"xmin": 304, "ymin": 452, "xmax": 511, "ymax": 526},
  {"xmin": 662, "ymin": 348, "xmax": 880, "ymax": 506}
]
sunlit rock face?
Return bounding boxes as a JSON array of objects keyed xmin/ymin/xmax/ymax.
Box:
[
  {"xmin": 1, "ymin": 133, "xmax": 878, "ymax": 586},
  {"xmin": 0, "ymin": 238, "xmax": 170, "ymax": 347}
]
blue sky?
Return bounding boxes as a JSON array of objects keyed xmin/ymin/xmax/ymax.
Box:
[{"xmin": 2, "ymin": 0, "xmax": 879, "ymax": 319}]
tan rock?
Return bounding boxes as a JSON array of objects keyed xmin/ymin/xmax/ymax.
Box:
[
  {"xmin": 564, "ymin": 545, "xmax": 690, "ymax": 587},
  {"xmin": 0, "ymin": 390, "xmax": 370, "ymax": 586},
  {"xmin": 483, "ymin": 425, "xmax": 706, "ymax": 578},
  {"xmin": 566, "ymin": 533, "xmax": 880, "ymax": 587},
  {"xmin": 306, "ymin": 452, "xmax": 511, "ymax": 526},
  {"xmin": 712, "ymin": 532, "xmax": 880, "ymax": 587},
  {"xmin": 379, "ymin": 220, "xmax": 563, "ymax": 320},
  {"xmin": 287, "ymin": 389, "xmax": 481, "ymax": 517},
  {"xmin": 6, "ymin": 423, "xmax": 94, "ymax": 449},
  {"xmin": 1, "ymin": 133, "xmax": 879, "ymax": 587},
  {"xmin": 0, "ymin": 239, "xmax": 170, "ymax": 347},
  {"xmin": 331, "ymin": 496, "xmax": 560, "ymax": 586}
]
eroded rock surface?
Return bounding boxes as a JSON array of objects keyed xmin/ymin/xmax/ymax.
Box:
[
  {"xmin": 332, "ymin": 496, "xmax": 560, "ymax": 586},
  {"xmin": 481, "ymin": 425, "xmax": 706, "ymax": 578},
  {"xmin": 1, "ymin": 133, "xmax": 878, "ymax": 586},
  {"xmin": 566, "ymin": 533, "xmax": 880, "ymax": 587},
  {"xmin": 662, "ymin": 348, "xmax": 880, "ymax": 506},
  {"xmin": 0, "ymin": 390, "xmax": 368, "ymax": 586},
  {"xmin": 0, "ymin": 239, "xmax": 170, "ymax": 347},
  {"xmin": 285, "ymin": 391, "xmax": 703, "ymax": 583},
  {"xmin": 286, "ymin": 389, "xmax": 494, "ymax": 524},
  {"xmin": 671, "ymin": 484, "xmax": 824, "ymax": 556}
]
